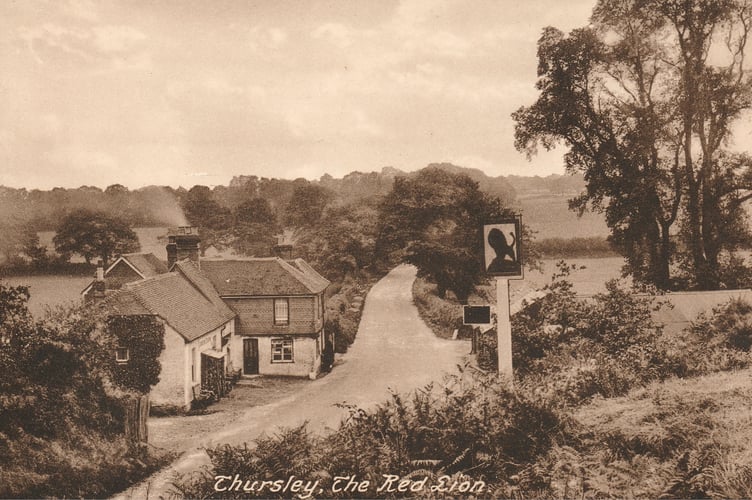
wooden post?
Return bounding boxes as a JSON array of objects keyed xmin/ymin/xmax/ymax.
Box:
[{"xmin": 496, "ymin": 277, "xmax": 513, "ymax": 387}]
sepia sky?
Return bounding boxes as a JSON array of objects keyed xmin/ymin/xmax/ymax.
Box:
[{"xmin": 0, "ymin": 0, "xmax": 601, "ymax": 189}]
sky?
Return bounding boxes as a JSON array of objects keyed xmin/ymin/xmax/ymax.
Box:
[{"xmin": 0, "ymin": 0, "xmax": 599, "ymax": 190}]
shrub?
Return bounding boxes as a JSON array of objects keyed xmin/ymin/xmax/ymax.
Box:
[
  {"xmin": 174, "ymin": 368, "xmax": 572, "ymax": 498},
  {"xmin": 0, "ymin": 283, "xmax": 168, "ymax": 498}
]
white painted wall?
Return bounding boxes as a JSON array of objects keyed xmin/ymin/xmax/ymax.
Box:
[{"xmin": 150, "ymin": 319, "xmax": 234, "ymax": 410}]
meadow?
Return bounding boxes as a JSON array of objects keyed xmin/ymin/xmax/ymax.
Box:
[{"xmin": 518, "ymin": 194, "xmax": 610, "ymax": 239}]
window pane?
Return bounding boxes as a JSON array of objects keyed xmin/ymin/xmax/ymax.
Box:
[
  {"xmin": 271, "ymin": 338, "xmax": 293, "ymax": 362},
  {"xmin": 274, "ymin": 299, "xmax": 289, "ymax": 324}
]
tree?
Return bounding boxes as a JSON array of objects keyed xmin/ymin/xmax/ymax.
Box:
[
  {"xmin": 284, "ymin": 183, "xmax": 332, "ymax": 227},
  {"xmin": 295, "ymin": 200, "xmax": 380, "ymax": 280},
  {"xmin": 53, "ymin": 208, "xmax": 140, "ymax": 267},
  {"xmin": 514, "ymin": 0, "xmax": 752, "ymax": 290},
  {"xmin": 231, "ymin": 198, "xmax": 279, "ymax": 257},
  {"xmin": 376, "ymin": 168, "xmax": 519, "ymax": 302}
]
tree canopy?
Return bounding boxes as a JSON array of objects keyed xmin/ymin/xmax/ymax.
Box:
[
  {"xmin": 53, "ymin": 208, "xmax": 140, "ymax": 267},
  {"xmin": 376, "ymin": 167, "xmax": 520, "ymax": 302},
  {"xmin": 514, "ymin": 0, "xmax": 752, "ymax": 290}
]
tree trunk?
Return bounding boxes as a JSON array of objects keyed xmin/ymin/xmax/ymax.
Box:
[{"xmin": 657, "ymin": 222, "xmax": 672, "ymax": 290}]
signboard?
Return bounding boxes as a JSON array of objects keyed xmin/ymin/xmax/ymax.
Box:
[
  {"xmin": 463, "ymin": 305, "xmax": 491, "ymax": 325},
  {"xmin": 483, "ymin": 217, "xmax": 522, "ymax": 278}
]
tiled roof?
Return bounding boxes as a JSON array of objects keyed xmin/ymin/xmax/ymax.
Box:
[
  {"xmin": 121, "ymin": 253, "xmax": 168, "ymax": 277},
  {"xmin": 105, "ymin": 272, "xmax": 236, "ymax": 341},
  {"xmin": 200, "ymin": 257, "xmax": 330, "ymax": 296},
  {"xmin": 172, "ymin": 259, "xmax": 236, "ymax": 314}
]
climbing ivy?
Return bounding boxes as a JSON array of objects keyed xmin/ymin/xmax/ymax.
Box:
[{"xmin": 106, "ymin": 315, "xmax": 165, "ymax": 394}]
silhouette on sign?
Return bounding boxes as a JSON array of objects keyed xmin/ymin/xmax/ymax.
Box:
[{"xmin": 484, "ymin": 220, "xmax": 522, "ymax": 278}]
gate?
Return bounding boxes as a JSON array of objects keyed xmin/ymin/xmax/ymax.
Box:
[{"xmin": 201, "ymin": 353, "xmax": 227, "ymax": 397}]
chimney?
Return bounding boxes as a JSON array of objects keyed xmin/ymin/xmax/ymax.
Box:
[
  {"xmin": 273, "ymin": 233, "xmax": 293, "ymax": 260},
  {"xmin": 92, "ymin": 259, "xmax": 106, "ymax": 299},
  {"xmin": 167, "ymin": 226, "xmax": 201, "ymax": 269}
]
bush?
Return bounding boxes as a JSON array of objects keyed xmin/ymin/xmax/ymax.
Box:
[
  {"xmin": 174, "ymin": 368, "xmax": 572, "ymax": 498},
  {"xmin": 0, "ymin": 284, "xmax": 168, "ymax": 498},
  {"xmin": 411, "ymin": 277, "xmax": 465, "ymax": 339}
]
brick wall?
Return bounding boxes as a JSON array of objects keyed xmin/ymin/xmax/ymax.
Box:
[{"xmin": 226, "ymin": 296, "xmax": 317, "ymax": 335}]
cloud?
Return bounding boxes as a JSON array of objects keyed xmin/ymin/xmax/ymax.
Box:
[
  {"xmin": 248, "ymin": 26, "xmax": 288, "ymax": 52},
  {"xmin": 91, "ymin": 25, "xmax": 147, "ymax": 53},
  {"xmin": 312, "ymin": 23, "xmax": 356, "ymax": 48}
]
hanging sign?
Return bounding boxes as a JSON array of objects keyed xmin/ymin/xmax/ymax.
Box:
[{"xmin": 483, "ymin": 217, "xmax": 523, "ymax": 279}]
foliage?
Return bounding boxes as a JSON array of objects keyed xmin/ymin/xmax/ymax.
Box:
[
  {"xmin": 535, "ymin": 236, "xmax": 617, "ymax": 258},
  {"xmin": 411, "ymin": 277, "xmax": 467, "ymax": 339},
  {"xmin": 53, "ymin": 208, "xmax": 140, "ymax": 267},
  {"xmin": 232, "ymin": 198, "xmax": 278, "ymax": 257},
  {"xmin": 182, "ymin": 185, "xmax": 234, "ymax": 252},
  {"xmin": 376, "ymin": 167, "xmax": 525, "ymax": 302},
  {"xmin": 106, "ymin": 315, "xmax": 165, "ymax": 393},
  {"xmin": 507, "ymin": 266, "xmax": 669, "ymax": 405},
  {"xmin": 174, "ymin": 368, "xmax": 569, "ymax": 499},
  {"xmin": 514, "ymin": 0, "xmax": 752, "ymax": 290},
  {"xmin": 284, "ymin": 183, "xmax": 333, "ymax": 227},
  {"xmin": 0, "ymin": 282, "xmax": 168, "ymax": 498},
  {"xmin": 296, "ymin": 200, "xmax": 380, "ymax": 281}
]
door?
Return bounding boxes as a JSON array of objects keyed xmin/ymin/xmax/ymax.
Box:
[{"xmin": 243, "ymin": 338, "xmax": 259, "ymax": 375}]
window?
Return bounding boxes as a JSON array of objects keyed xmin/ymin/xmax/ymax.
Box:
[
  {"xmin": 271, "ymin": 338, "xmax": 293, "ymax": 363},
  {"xmin": 115, "ymin": 347, "xmax": 129, "ymax": 363},
  {"xmin": 274, "ymin": 298, "xmax": 289, "ymax": 325}
]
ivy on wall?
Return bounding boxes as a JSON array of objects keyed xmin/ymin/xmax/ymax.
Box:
[{"xmin": 106, "ymin": 315, "xmax": 165, "ymax": 394}]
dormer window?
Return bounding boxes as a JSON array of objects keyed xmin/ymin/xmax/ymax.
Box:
[
  {"xmin": 274, "ymin": 298, "xmax": 289, "ymax": 325},
  {"xmin": 115, "ymin": 347, "xmax": 129, "ymax": 363}
]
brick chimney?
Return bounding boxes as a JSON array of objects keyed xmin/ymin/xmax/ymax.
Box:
[
  {"xmin": 273, "ymin": 233, "xmax": 293, "ymax": 260},
  {"xmin": 167, "ymin": 226, "xmax": 201, "ymax": 269},
  {"xmin": 91, "ymin": 259, "xmax": 106, "ymax": 300}
]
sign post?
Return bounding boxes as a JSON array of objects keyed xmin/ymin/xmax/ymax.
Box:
[
  {"xmin": 496, "ymin": 277, "xmax": 513, "ymax": 383},
  {"xmin": 483, "ymin": 217, "xmax": 523, "ymax": 387}
]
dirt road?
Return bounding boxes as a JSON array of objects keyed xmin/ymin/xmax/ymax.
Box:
[{"xmin": 114, "ymin": 264, "xmax": 469, "ymax": 499}]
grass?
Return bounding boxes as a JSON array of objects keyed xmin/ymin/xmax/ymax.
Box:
[
  {"xmin": 554, "ymin": 368, "xmax": 752, "ymax": 499},
  {"xmin": 0, "ymin": 425, "xmax": 174, "ymax": 499},
  {"xmin": 519, "ymin": 195, "xmax": 610, "ymax": 239},
  {"xmin": 1, "ymin": 274, "xmax": 93, "ymax": 317}
]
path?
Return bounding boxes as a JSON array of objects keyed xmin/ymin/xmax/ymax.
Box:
[{"xmin": 114, "ymin": 264, "xmax": 468, "ymax": 499}]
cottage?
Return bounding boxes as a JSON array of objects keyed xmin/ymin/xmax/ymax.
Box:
[
  {"xmin": 199, "ymin": 258, "xmax": 331, "ymax": 379},
  {"xmin": 89, "ymin": 226, "xmax": 331, "ymax": 408},
  {"xmin": 81, "ymin": 252, "xmax": 168, "ymax": 300},
  {"xmin": 105, "ymin": 264, "xmax": 237, "ymax": 409}
]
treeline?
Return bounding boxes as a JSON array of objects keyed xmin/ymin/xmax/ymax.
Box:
[
  {"xmin": 535, "ymin": 236, "xmax": 617, "ymax": 259},
  {"xmin": 0, "ymin": 184, "xmax": 183, "ymax": 267}
]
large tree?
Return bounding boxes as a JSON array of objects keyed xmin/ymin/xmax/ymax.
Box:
[
  {"xmin": 53, "ymin": 208, "xmax": 140, "ymax": 267},
  {"xmin": 376, "ymin": 168, "xmax": 518, "ymax": 302},
  {"xmin": 514, "ymin": 0, "xmax": 752, "ymax": 290},
  {"xmin": 231, "ymin": 197, "xmax": 279, "ymax": 257}
]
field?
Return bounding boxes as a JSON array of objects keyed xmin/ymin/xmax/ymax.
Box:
[
  {"xmin": 2, "ymin": 274, "xmax": 93, "ymax": 317},
  {"xmin": 509, "ymin": 256, "xmax": 625, "ymax": 301},
  {"xmin": 518, "ymin": 194, "xmax": 610, "ymax": 239}
]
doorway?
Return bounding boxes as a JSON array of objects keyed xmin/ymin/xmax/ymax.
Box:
[{"xmin": 243, "ymin": 338, "xmax": 259, "ymax": 375}]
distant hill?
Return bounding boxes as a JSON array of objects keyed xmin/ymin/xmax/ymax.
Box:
[
  {"xmin": 506, "ymin": 173, "xmax": 586, "ymax": 198},
  {"xmin": 313, "ymin": 163, "xmax": 517, "ymax": 206},
  {"xmin": 309, "ymin": 164, "xmax": 606, "ymax": 239}
]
